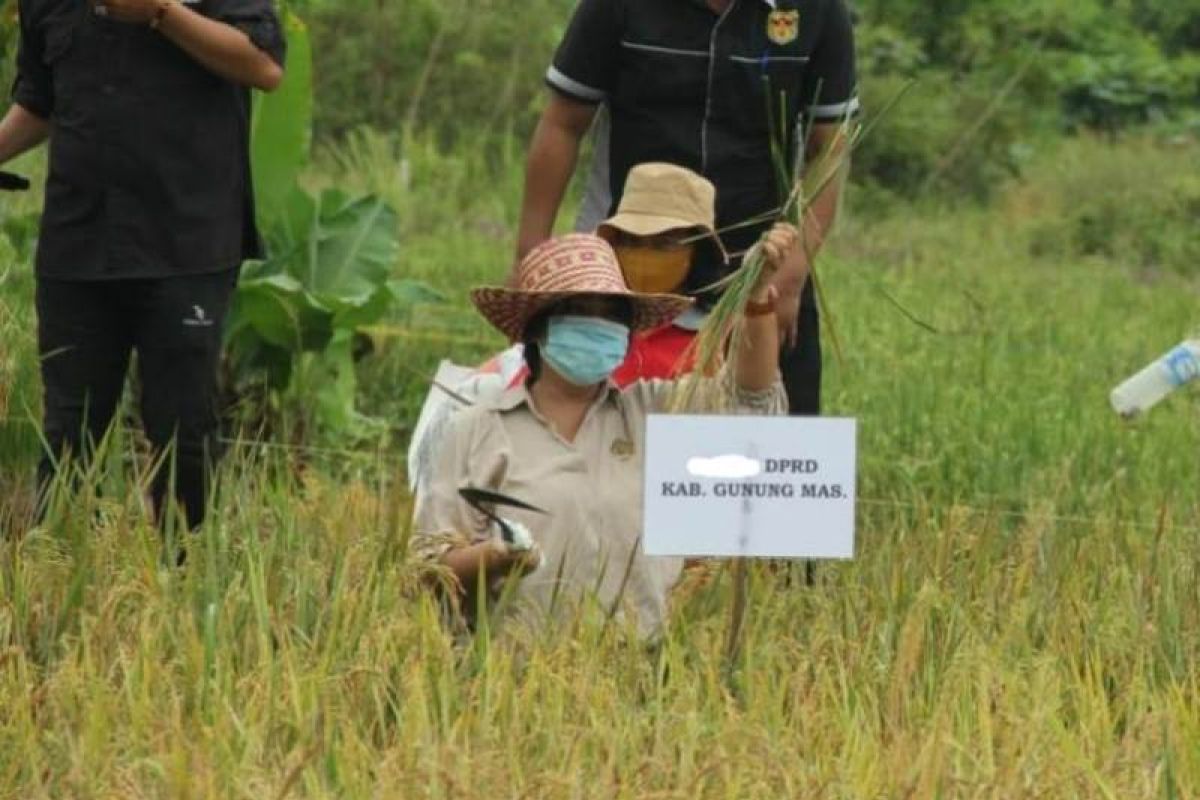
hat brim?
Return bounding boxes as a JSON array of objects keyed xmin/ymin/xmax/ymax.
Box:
[
  {"xmin": 471, "ymin": 287, "xmax": 694, "ymax": 342},
  {"xmin": 598, "ymin": 213, "xmax": 713, "ymax": 239}
]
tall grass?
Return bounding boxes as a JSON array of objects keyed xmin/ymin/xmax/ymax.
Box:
[{"xmin": 0, "ymin": 135, "xmax": 1197, "ymax": 797}]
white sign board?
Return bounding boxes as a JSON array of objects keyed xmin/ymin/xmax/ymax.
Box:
[{"xmin": 643, "ymin": 415, "xmax": 857, "ymax": 559}]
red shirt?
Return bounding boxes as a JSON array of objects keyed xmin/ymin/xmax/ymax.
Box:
[{"xmin": 612, "ymin": 324, "xmax": 696, "ymax": 387}]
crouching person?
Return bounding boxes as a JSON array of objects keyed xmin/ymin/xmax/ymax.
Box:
[{"xmin": 413, "ymin": 226, "xmax": 799, "ymax": 639}]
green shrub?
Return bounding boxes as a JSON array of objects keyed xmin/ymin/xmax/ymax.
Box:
[
  {"xmin": 1019, "ymin": 135, "xmax": 1200, "ymax": 277},
  {"xmin": 1055, "ymin": 47, "xmax": 1200, "ymax": 132},
  {"xmin": 228, "ymin": 9, "xmax": 442, "ymax": 444},
  {"xmin": 855, "ymin": 0, "xmax": 1200, "ymax": 135},
  {"xmin": 304, "ymin": 0, "xmax": 568, "ymax": 146},
  {"xmin": 852, "ymin": 70, "xmax": 1029, "ymax": 205}
]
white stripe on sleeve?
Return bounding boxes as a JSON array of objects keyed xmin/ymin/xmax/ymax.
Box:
[
  {"xmin": 546, "ymin": 66, "xmax": 607, "ymax": 103},
  {"xmin": 806, "ymin": 97, "xmax": 861, "ymax": 119}
]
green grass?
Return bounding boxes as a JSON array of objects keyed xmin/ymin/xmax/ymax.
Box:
[{"xmin": 0, "ymin": 134, "xmax": 1197, "ymax": 797}]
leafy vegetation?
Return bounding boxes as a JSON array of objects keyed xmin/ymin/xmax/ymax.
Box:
[
  {"xmin": 0, "ymin": 1, "xmax": 1198, "ymax": 796},
  {"xmin": 292, "ymin": 0, "xmax": 1200, "ymax": 204},
  {"xmin": 225, "ymin": 189, "xmax": 416, "ymax": 441},
  {"xmin": 2, "ymin": 132, "xmax": 1199, "ymax": 794},
  {"xmin": 231, "ymin": 11, "xmax": 439, "ymax": 443}
]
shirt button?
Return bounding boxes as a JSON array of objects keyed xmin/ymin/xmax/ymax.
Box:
[{"xmin": 102, "ymin": 84, "xmax": 115, "ymax": 95}]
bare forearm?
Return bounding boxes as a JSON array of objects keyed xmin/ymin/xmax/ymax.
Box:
[
  {"xmin": 0, "ymin": 105, "xmax": 50, "ymax": 165},
  {"xmin": 514, "ymin": 96, "xmax": 596, "ymax": 267},
  {"xmin": 735, "ymin": 301, "xmax": 782, "ymax": 392},
  {"xmin": 773, "ymin": 128, "xmax": 852, "ymax": 295},
  {"xmin": 516, "ymin": 122, "xmax": 584, "ymax": 261},
  {"xmin": 157, "ymin": 3, "xmax": 282, "ymax": 91},
  {"xmin": 742, "ymin": 222, "xmax": 798, "ymax": 380},
  {"xmin": 800, "ymin": 159, "xmax": 844, "ymax": 262}
]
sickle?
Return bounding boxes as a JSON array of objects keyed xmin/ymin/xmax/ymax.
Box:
[{"xmin": 458, "ymin": 487, "xmax": 548, "ymax": 544}]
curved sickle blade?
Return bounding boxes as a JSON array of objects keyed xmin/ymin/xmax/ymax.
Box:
[
  {"xmin": 458, "ymin": 487, "xmax": 549, "ymax": 545},
  {"xmin": 459, "ymin": 487, "xmax": 548, "ymax": 516}
]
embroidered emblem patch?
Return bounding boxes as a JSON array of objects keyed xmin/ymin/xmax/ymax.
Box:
[
  {"xmin": 611, "ymin": 439, "xmax": 635, "ymax": 458},
  {"xmin": 767, "ymin": 9, "xmax": 800, "ymax": 46}
]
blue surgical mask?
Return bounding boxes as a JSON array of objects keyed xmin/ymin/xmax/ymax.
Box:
[{"xmin": 541, "ymin": 315, "xmax": 630, "ymax": 387}]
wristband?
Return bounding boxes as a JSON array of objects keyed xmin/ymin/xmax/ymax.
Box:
[{"xmin": 744, "ymin": 293, "xmax": 776, "ymax": 318}]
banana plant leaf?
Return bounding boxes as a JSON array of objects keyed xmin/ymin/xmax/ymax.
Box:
[{"xmin": 250, "ymin": 9, "xmax": 313, "ymax": 227}]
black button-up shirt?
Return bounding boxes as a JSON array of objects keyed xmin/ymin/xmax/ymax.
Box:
[
  {"xmin": 13, "ymin": 0, "xmax": 285, "ymax": 280},
  {"xmin": 548, "ymin": 0, "xmax": 858, "ymax": 299}
]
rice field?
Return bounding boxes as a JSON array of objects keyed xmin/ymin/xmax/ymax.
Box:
[{"xmin": 0, "ymin": 135, "xmax": 1197, "ymax": 798}]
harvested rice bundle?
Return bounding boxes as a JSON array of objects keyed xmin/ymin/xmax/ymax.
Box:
[{"xmin": 669, "ymin": 103, "xmax": 864, "ymax": 415}]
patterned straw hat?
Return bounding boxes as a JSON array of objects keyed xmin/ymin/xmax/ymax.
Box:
[{"xmin": 471, "ymin": 234, "xmax": 693, "ymax": 341}]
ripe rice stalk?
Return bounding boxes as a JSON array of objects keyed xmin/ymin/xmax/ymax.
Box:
[
  {"xmin": 721, "ymin": 559, "xmax": 750, "ymax": 692},
  {"xmin": 668, "ymin": 88, "xmax": 884, "ymax": 414},
  {"xmin": 668, "ymin": 86, "xmax": 908, "ymax": 678}
]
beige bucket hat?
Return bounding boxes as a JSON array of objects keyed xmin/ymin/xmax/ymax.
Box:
[
  {"xmin": 597, "ymin": 163, "xmax": 718, "ymax": 240},
  {"xmin": 471, "ymin": 234, "xmax": 693, "ymax": 341}
]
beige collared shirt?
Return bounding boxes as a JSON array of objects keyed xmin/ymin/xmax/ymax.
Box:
[{"xmin": 413, "ymin": 373, "xmax": 786, "ymax": 638}]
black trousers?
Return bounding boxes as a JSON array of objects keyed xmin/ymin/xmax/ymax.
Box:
[
  {"xmin": 35, "ymin": 270, "xmax": 236, "ymax": 529},
  {"xmin": 779, "ymin": 284, "xmax": 821, "ymax": 416}
]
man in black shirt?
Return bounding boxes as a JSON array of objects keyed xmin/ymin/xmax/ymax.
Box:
[
  {"xmin": 0, "ymin": 0, "xmax": 285, "ymax": 528},
  {"xmin": 515, "ymin": 0, "xmax": 858, "ymax": 415}
]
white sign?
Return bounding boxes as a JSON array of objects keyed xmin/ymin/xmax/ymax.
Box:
[{"xmin": 643, "ymin": 415, "xmax": 857, "ymax": 559}]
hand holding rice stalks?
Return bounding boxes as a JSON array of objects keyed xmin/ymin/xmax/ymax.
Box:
[
  {"xmin": 668, "ymin": 103, "xmax": 867, "ymax": 414},
  {"xmin": 667, "ymin": 220, "xmax": 802, "ymax": 413}
]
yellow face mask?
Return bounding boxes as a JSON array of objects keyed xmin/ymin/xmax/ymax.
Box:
[{"xmin": 614, "ymin": 245, "xmax": 694, "ymax": 294}]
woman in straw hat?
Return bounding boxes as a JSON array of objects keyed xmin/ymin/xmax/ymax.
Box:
[{"xmin": 413, "ymin": 225, "xmax": 799, "ymax": 638}]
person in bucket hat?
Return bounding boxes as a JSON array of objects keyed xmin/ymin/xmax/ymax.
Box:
[
  {"xmin": 413, "ymin": 226, "xmax": 798, "ymax": 639},
  {"xmin": 462, "ymin": 162, "xmax": 723, "ymax": 395},
  {"xmin": 594, "ymin": 162, "xmax": 724, "ymax": 385},
  {"xmin": 597, "ymin": 162, "xmax": 721, "ymax": 295}
]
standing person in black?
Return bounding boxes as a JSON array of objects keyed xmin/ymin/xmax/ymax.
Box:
[
  {"xmin": 514, "ymin": 0, "xmax": 858, "ymax": 416},
  {"xmin": 0, "ymin": 0, "xmax": 285, "ymax": 529}
]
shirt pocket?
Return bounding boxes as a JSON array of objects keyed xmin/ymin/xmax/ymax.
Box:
[
  {"xmin": 724, "ymin": 53, "xmax": 808, "ymax": 138},
  {"xmin": 617, "ymin": 40, "xmax": 710, "ymax": 110}
]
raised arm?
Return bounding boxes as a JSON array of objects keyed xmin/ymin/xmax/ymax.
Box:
[
  {"xmin": 738, "ymin": 223, "xmax": 801, "ymax": 392},
  {"xmin": 94, "ymin": 0, "xmax": 283, "ymax": 90}
]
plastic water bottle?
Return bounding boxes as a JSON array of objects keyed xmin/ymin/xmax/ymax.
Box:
[{"xmin": 1110, "ymin": 335, "xmax": 1200, "ymax": 418}]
